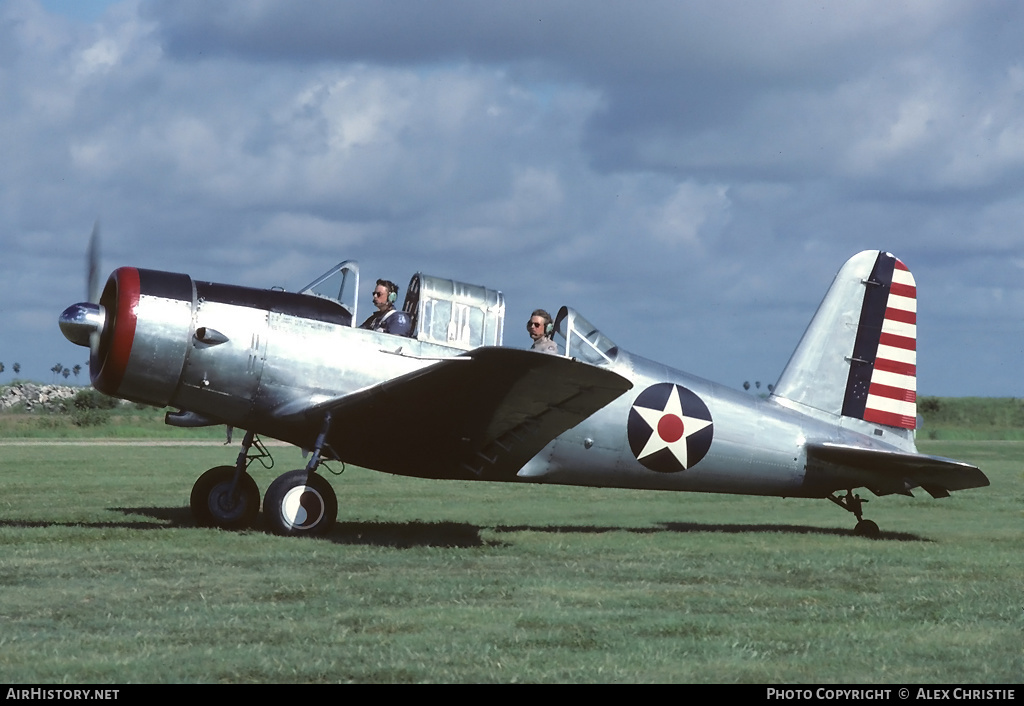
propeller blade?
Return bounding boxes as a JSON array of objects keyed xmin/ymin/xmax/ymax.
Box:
[
  {"xmin": 87, "ymin": 220, "xmax": 101, "ymax": 304},
  {"xmin": 85, "ymin": 220, "xmax": 105, "ymax": 374}
]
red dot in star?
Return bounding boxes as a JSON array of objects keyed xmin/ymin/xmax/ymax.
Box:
[{"xmin": 657, "ymin": 414, "xmax": 684, "ymax": 443}]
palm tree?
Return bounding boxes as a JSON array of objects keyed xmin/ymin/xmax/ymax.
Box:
[
  {"xmin": 51, "ymin": 364, "xmax": 64, "ymax": 382},
  {"xmin": 12, "ymin": 362, "xmax": 20, "ymax": 375}
]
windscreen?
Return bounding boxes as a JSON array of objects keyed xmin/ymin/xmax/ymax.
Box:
[
  {"xmin": 298, "ymin": 260, "xmax": 359, "ymax": 324},
  {"xmin": 553, "ymin": 307, "xmax": 619, "ymax": 366}
]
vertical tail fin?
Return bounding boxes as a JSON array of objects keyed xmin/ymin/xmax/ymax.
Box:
[{"xmin": 773, "ymin": 251, "xmax": 917, "ymax": 429}]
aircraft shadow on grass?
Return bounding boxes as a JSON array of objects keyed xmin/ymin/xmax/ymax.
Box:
[{"xmin": 47, "ymin": 508, "xmax": 927, "ymax": 546}]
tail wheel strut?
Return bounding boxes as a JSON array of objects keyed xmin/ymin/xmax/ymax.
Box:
[{"xmin": 828, "ymin": 490, "xmax": 880, "ymax": 538}]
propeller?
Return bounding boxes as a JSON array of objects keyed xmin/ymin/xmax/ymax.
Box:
[
  {"xmin": 59, "ymin": 221, "xmax": 107, "ymax": 352},
  {"xmin": 87, "ymin": 219, "xmax": 100, "ymax": 304}
]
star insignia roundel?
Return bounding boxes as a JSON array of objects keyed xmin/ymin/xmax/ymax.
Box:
[{"xmin": 627, "ymin": 383, "xmax": 714, "ymax": 473}]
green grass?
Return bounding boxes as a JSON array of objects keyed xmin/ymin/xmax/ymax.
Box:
[
  {"xmin": 918, "ymin": 397, "xmax": 1024, "ymax": 440},
  {"xmin": 0, "ymin": 407, "xmax": 226, "ymax": 440},
  {"xmin": 0, "ymin": 441, "xmax": 1019, "ymax": 683}
]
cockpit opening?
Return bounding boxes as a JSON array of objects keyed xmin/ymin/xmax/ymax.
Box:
[
  {"xmin": 297, "ymin": 261, "xmax": 618, "ymax": 367},
  {"xmin": 297, "ymin": 260, "xmax": 504, "ymax": 350}
]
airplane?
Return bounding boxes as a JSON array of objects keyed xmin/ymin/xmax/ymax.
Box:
[{"xmin": 58, "ymin": 247, "xmax": 989, "ymax": 539}]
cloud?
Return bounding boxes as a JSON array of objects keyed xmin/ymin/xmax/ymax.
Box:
[{"xmin": 1, "ymin": 0, "xmax": 1020, "ymax": 395}]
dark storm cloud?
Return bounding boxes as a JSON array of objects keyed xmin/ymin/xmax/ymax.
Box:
[{"xmin": 145, "ymin": 2, "xmax": 1024, "ymax": 194}]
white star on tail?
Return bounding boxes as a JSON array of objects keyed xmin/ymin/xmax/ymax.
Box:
[{"xmin": 632, "ymin": 385, "xmax": 713, "ymax": 469}]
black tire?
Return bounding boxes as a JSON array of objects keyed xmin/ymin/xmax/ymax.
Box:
[
  {"xmin": 854, "ymin": 519, "xmax": 880, "ymax": 539},
  {"xmin": 190, "ymin": 465, "xmax": 261, "ymax": 530},
  {"xmin": 263, "ymin": 469, "xmax": 337, "ymax": 537}
]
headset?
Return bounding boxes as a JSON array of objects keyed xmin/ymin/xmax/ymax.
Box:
[{"xmin": 377, "ymin": 279, "xmax": 399, "ymax": 305}]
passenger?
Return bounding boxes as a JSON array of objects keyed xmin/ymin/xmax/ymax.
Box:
[
  {"xmin": 527, "ymin": 309, "xmax": 558, "ymax": 354},
  {"xmin": 360, "ymin": 279, "xmax": 413, "ymax": 336}
]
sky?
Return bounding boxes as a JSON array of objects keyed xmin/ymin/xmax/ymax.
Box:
[{"xmin": 1, "ymin": 0, "xmax": 1021, "ymax": 396}]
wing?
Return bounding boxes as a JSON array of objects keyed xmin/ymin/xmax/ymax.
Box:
[
  {"xmin": 806, "ymin": 442, "xmax": 990, "ymax": 498},
  {"xmin": 277, "ymin": 347, "xmax": 633, "ymax": 480}
]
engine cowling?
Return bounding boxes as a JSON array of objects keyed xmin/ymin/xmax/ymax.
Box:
[
  {"xmin": 60, "ymin": 265, "xmax": 357, "ymax": 429},
  {"xmin": 92, "ymin": 267, "xmax": 195, "ymax": 406}
]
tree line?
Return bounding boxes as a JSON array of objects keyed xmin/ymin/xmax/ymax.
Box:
[{"xmin": 0, "ymin": 362, "xmax": 87, "ymax": 383}]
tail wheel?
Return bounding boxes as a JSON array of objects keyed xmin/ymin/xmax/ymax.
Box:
[
  {"xmin": 854, "ymin": 519, "xmax": 880, "ymax": 538},
  {"xmin": 263, "ymin": 469, "xmax": 337, "ymax": 537},
  {"xmin": 190, "ymin": 465, "xmax": 260, "ymax": 530}
]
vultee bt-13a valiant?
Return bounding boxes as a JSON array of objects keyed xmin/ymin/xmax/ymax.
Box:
[{"xmin": 59, "ymin": 246, "xmax": 989, "ymax": 538}]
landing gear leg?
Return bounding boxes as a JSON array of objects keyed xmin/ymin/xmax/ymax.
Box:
[
  {"xmin": 190, "ymin": 431, "xmax": 261, "ymax": 530},
  {"xmin": 828, "ymin": 489, "xmax": 880, "ymax": 538},
  {"xmin": 263, "ymin": 414, "xmax": 338, "ymax": 537}
]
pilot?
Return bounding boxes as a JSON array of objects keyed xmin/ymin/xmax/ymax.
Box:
[
  {"xmin": 527, "ymin": 309, "xmax": 558, "ymax": 354},
  {"xmin": 360, "ymin": 279, "xmax": 413, "ymax": 336}
]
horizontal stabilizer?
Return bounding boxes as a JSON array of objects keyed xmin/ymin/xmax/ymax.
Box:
[{"xmin": 806, "ymin": 442, "xmax": 989, "ymax": 498}]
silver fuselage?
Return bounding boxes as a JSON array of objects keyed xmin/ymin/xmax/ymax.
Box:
[{"xmin": 106, "ymin": 275, "xmax": 911, "ymax": 499}]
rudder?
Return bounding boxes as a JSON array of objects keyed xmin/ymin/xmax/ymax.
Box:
[{"xmin": 841, "ymin": 255, "xmax": 917, "ymax": 428}]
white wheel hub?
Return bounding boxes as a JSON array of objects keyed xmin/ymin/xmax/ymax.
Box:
[{"xmin": 280, "ymin": 485, "xmax": 325, "ymax": 530}]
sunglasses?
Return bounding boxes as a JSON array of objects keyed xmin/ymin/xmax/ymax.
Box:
[{"xmin": 527, "ymin": 321, "xmax": 545, "ymax": 328}]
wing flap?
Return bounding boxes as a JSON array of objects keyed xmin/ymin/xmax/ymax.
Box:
[
  {"xmin": 277, "ymin": 347, "xmax": 632, "ymax": 480},
  {"xmin": 806, "ymin": 442, "xmax": 989, "ymax": 498}
]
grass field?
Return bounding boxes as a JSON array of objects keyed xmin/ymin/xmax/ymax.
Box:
[{"xmin": 0, "ymin": 439, "xmax": 1019, "ymax": 683}]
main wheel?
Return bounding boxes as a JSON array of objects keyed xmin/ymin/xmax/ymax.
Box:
[
  {"xmin": 263, "ymin": 469, "xmax": 337, "ymax": 537},
  {"xmin": 190, "ymin": 466, "xmax": 260, "ymax": 530},
  {"xmin": 854, "ymin": 519, "xmax": 880, "ymax": 538}
]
